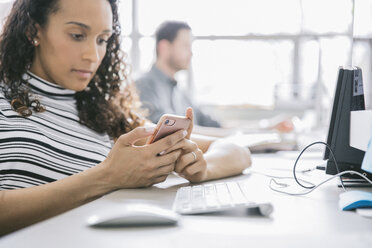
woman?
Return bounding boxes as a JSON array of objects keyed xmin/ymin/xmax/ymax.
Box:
[{"xmin": 0, "ymin": 0, "xmax": 251, "ymax": 235}]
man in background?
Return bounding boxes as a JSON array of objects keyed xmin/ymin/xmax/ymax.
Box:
[
  {"xmin": 135, "ymin": 21, "xmax": 221, "ymax": 127},
  {"xmin": 135, "ymin": 21, "xmax": 294, "ymax": 136}
]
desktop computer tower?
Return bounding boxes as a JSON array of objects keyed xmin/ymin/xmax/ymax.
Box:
[{"xmin": 324, "ymin": 66, "xmax": 372, "ymax": 181}]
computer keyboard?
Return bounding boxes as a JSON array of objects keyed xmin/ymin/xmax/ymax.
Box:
[{"xmin": 172, "ymin": 181, "xmax": 273, "ymax": 216}]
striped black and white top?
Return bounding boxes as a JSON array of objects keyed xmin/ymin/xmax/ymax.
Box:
[{"xmin": 0, "ymin": 72, "xmax": 112, "ymax": 190}]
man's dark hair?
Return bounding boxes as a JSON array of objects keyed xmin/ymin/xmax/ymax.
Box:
[{"xmin": 155, "ymin": 21, "xmax": 191, "ymax": 55}]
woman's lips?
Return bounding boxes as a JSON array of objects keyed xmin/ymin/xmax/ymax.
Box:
[{"xmin": 72, "ymin": 69, "xmax": 93, "ymax": 79}]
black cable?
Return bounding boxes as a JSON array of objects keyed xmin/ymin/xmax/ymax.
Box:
[
  {"xmin": 293, "ymin": 141, "xmax": 345, "ymax": 190},
  {"xmin": 316, "ymin": 165, "xmax": 326, "ymax": 170}
]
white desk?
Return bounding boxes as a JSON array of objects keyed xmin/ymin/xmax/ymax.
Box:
[{"xmin": 1, "ymin": 152, "xmax": 372, "ymax": 248}]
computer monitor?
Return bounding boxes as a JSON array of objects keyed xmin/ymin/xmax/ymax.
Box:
[{"xmin": 323, "ymin": 66, "xmax": 372, "ymax": 180}]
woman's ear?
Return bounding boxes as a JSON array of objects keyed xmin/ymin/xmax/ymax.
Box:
[{"xmin": 26, "ymin": 23, "xmax": 42, "ymax": 47}]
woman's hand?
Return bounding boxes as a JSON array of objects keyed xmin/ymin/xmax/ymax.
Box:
[
  {"xmin": 173, "ymin": 139, "xmax": 208, "ymax": 183},
  {"xmin": 167, "ymin": 108, "xmax": 209, "ymax": 182},
  {"xmin": 100, "ymin": 127, "xmax": 188, "ymax": 190}
]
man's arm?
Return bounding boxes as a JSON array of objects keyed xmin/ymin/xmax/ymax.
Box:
[
  {"xmin": 135, "ymin": 78, "xmax": 170, "ymax": 123},
  {"xmin": 193, "ymin": 107, "xmax": 221, "ymax": 128}
]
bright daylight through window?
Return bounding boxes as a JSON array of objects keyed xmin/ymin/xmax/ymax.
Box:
[{"xmin": 118, "ymin": 0, "xmax": 372, "ymax": 120}]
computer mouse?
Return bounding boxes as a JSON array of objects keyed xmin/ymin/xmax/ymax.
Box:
[
  {"xmin": 339, "ymin": 190, "xmax": 372, "ymax": 211},
  {"xmin": 87, "ymin": 203, "xmax": 180, "ymax": 227},
  {"xmin": 356, "ymin": 208, "xmax": 372, "ymax": 218}
]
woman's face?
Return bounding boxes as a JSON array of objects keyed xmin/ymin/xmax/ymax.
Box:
[{"xmin": 30, "ymin": 0, "xmax": 113, "ymax": 91}]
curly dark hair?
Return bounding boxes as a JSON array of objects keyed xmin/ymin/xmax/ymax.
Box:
[{"xmin": 0, "ymin": 0, "xmax": 144, "ymax": 139}]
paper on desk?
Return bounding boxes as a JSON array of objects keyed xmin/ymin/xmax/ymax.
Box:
[
  {"xmin": 361, "ymin": 130, "xmax": 372, "ymax": 174},
  {"xmin": 218, "ymin": 132, "xmax": 297, "ymax": 153},
  {"xmin": 223, "ymin": 132, "xmax": 281, "ymax": 147},
  {"xmin": 350, "ymin": 110, "xmax": 372, "ymax": 151}
]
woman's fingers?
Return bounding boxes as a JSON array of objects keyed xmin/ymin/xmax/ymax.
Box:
[
  {"xmin": 154, "ymin": 149, "xmax": 181, "ymax": 167},
  {"xmin": 105, "ymin": 124, "xmax": 196, "ymax": 189},
  {"xmin": 162, "ymin": 138, "xmax": 198, "ymax": 155},
  {"xmin": 173, "ymin": 147, "xmax": 208, "ymax": 183},
  {"xmin": 149, "ymin": 164, "xmax": 177, "ymax": 185},
  {"xmin": 181, "ymin": 161, "xmax": 207, "ymax": 178},
  {"xmin": 117, "ymin": 126, "xmax": 155, "ymax": 146},
  {"xmin": 149, "ymin": 129, "xmax": 187, "ymax": 154},
  {"xmin": 175, "ymin": 149, "xmax": 202, "ymax": 173},
  {"xmin": 104, "ymin": 130, "xmax": 183, "ymax": 188},
  {"xmin": 154, "ymin": 164, "xmax": 175, "ymax": 177}
]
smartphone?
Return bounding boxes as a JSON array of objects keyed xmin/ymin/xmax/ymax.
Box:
[{"xmin": 147, "ymin": 114, "xmax": 191, "ymax": 144}]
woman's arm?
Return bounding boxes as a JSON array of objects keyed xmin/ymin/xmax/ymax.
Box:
[
  {"xmin": 0, "ymin": 127, "xmax": 187, "ymax": 236},
  {"xmin": 190, "ymin": 133, "xmax": 217, "ymax": 153},
  {"xmin": 202, "ymin": 140, "xmax": 252, "ymax": 181},
  {"xmin": 0, "ymin": 164, "xmax": 110, "ymax": 236}
]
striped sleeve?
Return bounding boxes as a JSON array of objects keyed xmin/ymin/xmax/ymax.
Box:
[{"xmin": 0, "ymin": 90, "xmax": 112, "ymax": 190}]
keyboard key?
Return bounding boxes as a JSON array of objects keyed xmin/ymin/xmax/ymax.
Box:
[
  {"xmin": 226, "ymin": 181, "xmax": 247, "ymax": 205},
  {"xmin": 215, "ymin": 183, "xmax": 232, "ymax": 207},
  {"xmin": 204, "ymin": 184, "xmax": 219, "ymax": 208},
  {"xmin": 191, "ymin": 185, "xmax": 205, "ymax": 210},
  {"xmin": 177, "ymin": 187, "xmax": 191, "ymax": 202},
  {"xmin": 174, "ymin": 186, "xmax": 191, "ymax": 210}
]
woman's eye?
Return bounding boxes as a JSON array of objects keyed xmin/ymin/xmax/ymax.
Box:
[
  {"xmin": 98, "ymin": 38, "xmax": 108, "ymax": 45},
  {"xmin": 70, "ymin": 33, "xmax": 85, "ymax": 41}
]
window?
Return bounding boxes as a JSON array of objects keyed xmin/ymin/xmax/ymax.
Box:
[
  {"xmin": 1, "ymin": 1, "xmax": 369, "ymax": 118},
  {"xmin": 353, "ymin": 0, "xmax": 372, "ymax": 108},
  {"xmin": 121, "ymin": 0, "xmax": 364, "ymax": 115}
]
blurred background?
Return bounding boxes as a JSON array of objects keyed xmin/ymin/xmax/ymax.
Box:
[{"xmin": 1, "ymin": 0, "xmax": 371, "ymax": 142}]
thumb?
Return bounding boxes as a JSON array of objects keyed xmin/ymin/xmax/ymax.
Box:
[
  {"xmin": 119, "ymin": 126, "xmax": 155, "ymax": 146},
  {"xmin": 185, "ymin": 107, "xmax": 194, "ymax": 139}
]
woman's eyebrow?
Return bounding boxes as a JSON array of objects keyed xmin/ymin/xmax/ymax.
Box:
[
  {"xmin": 65, "ymin": 21, "xmax": 90, "ymax": 30},
  {"xmin": 65, "ymin": 21, "xmax": 112, "ymax": 33}
]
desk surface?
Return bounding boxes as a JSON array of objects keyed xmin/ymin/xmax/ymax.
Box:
[{"xmin": 1, "ymin": 152, "xmax": 372, "ymax": 248}]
